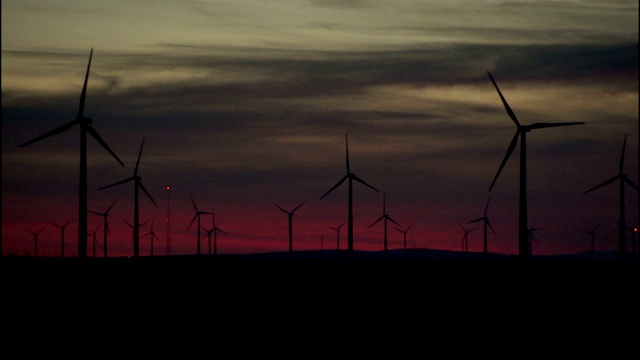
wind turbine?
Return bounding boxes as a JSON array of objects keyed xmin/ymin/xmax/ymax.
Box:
[
  {"xmin": 466, "ymin": 196, "xmax": 496, "ymax": 256},
  {"xmin": 581, "ymin": 224, "xmax": 598, "ymax": 260},
  {"xmin": 122, "ymin": 218, "xmax": 149, "ymax": 255},
  {"xmin": 319, "ymin": 134, "xmax": 380, "ymax": 259},
  {"xmin": 201, "ymin": 211, "xmax": 229, "ymax": 255},
  {"xmin": 88, "ymin": 198, "xmax": 119, "ymax": 258},
  {"xmin": 26, "ymin": 227, "xmax": 45, "ymax": 257},
  {"xmin": 48, "ymin": 218, "xmax": 74, "ymax": 257},
  {"xmin": 187, "ymin": 193, "xmax": 211, "ymax": 255},
  {"xmin": 99, "ymin": 136, "xmax": 158, "ymax": 257},
  {"xmin": 584, "ymin": 134, "xmax": 638, "ymax": 261},
  {"xmin": 142, "ymin": 220, "xmax": 160, "ymax": 256},
  {"xmin": 19, "ymin": 48, "xmax": 125, "ymax": 258},
  {"xmin": 88, "ymin": 224, "xmax": 101, "ymax": 258},
  {"xmin": 326, "ymin": 221, "xmax": 346, "ymax": 250},
  {"xmin": 368, "ymin": 193, "xmax": 401, "ymax": 252},
  {"xmin": 625, "ymin": 225, "xmax": 638, "ymax": 257},
  {"xmin": 274, "ymin": 201, "xmax": 306, "ymax": 253},
  {"xmin": 395, "ymin": 224, "xmax": 414, "ymax": 251},
  {"xmin": 458, "ymin": 222, "xmax": 475, "ymax": 253},
  {"xmin": 527, "ymin": 220, "xmax": 543, "ymax": 256},
  {"xmin": 487, "ymin": 71, "xmax": 584, "ymax": 260}
]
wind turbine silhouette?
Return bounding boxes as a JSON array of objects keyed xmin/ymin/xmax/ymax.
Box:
[
  {"xmin": 274, "ymin": 201, "xmax": 306, "ymax": 253},
  {"xmin": 89, "ymin": 224, "xmax": 101, "ymax": 257},
  {"xmin": 26, "ymin": 227, "xmax": 45, "ymax": 257},
  {"xmin": 319, "ymin": 134, "xmax": 380, "ymax": 259},
  {"xmin": 466, "ymin": 196, "xmax": 496, "ymax": 256},
  {"xmin": 122, "ymin": 217, "xmax": 149, "ymax": 252},
  {"xmin": 527, "ymin": 220, "xmax": 543, "ymax": 256},
  {"xmin": 368, "ymin": 193, "xmax": 401, "ymax": 252},
  {"xmin": 88, "ymin": 198, "xmax": 119, "ymax": 258},
  {"xmin": 48, "ymin": 218, "xmax": 74, "ymax": 257},
  {"xmin": 581, "ymin": 224, "xmax": 598, "ymax": 260},
  {"xmin": 487, "ymin": 71, "xmax": 584, "ymax": 260},
  {"xmin": 142, "ymin": 220, "xmax": 160, "ymax": 256},
  {"xmin": 99, "ymin": 136, "xmax": 158, "ymax": 257},
  {"xmin": 201, "ymin": 211, "xmax": 229, "ymax": 255},
  {"xmin": 583, "ymin": 134, "xmax": 638, "ymax": 261},
  {"xmin": 458, "ymin": 222, "xmax": 475, "ymax": 253},
  {"xmin": 395, "ymin": 224, "xmax": 414, "ymax": 251},
  {"xmin": 187, "ymin": 193, "xmax": 211, "ymax": 255},
  {"xmin": 327, "ymin": 221, "xmax": 346, "ymax": 250},
  {"xmin": 19, "ymin": 48, "xmax": 125, "ymax": 258}
]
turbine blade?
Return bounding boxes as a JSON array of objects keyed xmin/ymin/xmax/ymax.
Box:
[
  {"xmin": 467, "ymin": 218, "xmax": 483, "ymax": 224},
  {"xmin": 387, "ymin": 216, "xmax": 401, "ymax": 227},
  {"xmin": 79, "ymin": 48, "xmax": 93, "ymax": 117},
  {"xmin": 63, "ymin": 218, "xmax": 75, "ymax": 227},
  {"xmin": 88, "ymin": 210, "xmax": 103, "ymax": 216},
  {"xmin": 217, "ymin": 228, "xmax": 230, "ymax": 236},
  {"xmin": 292, "ymin": 201, "xmax": 306, "ymax": 213},
  {"xmin": 352, "ymin": 175, "xmax": 379, "ymax": 192},
  {"xmin": 368, "ymin": 216, "xmax": 384, "ymax": 228},
  {"xmin": 122, "ymin": 218, "xmax": 134, "ymax": 229},
  {"xmin": 134, "ymin": 136, "xmax": 146, "ymax": 176},
  {"xmin": 98, "ymin": 177, "xmax": 134, "ymax": 190},
  {"xmin": 483, "ymin": 196, "xmax": 491, "ymax": 216},
  {"xmin": 20, "ymin": 119, "xmax": 79, "ymax": 147},
  {"xmin": 105, "ymin": 198, "xmax": 119, "ymax": 213},
  {"xmin": 624, "ymin": 177, "xmax": 638, "ymax": 191},
  {"xmin": 138, "ymin": 181, "xmax": 158, "ymax": 208},
  {"xmin": 345, "ymin": 133, "xmax": 350, "ymax": 174},
  {"xmin": 319, "ymin": 175, "xmax": 348, "ymax": 200},
  {"xmin": 406, "ymin": 224, "xmax": 414, "ymax": 232},
  {"xmin": 584, "ymin": 176, "xmax": 619, "ymax": 194},
  {"xmin": 619, "ymin": 133, "xmax": 627, "ymax": 175},
  {"xmin": 487, "ymin": 71, "xmax": 520, "ymax": 126},
  {"xmin": 528, "ymin": 122, "xmax": 584, "ymax": 130},
  {"xmin": 274, "ymin": 204, "xmax": 289, "ymax": 214},
  {"xmin": 487, "ymin": 221, "xmax": 497, "ymax": 234},
  {"xmin": 187, "ymin": 214, "xmax": 198, "ymax": 230},
  {"xmin": 489, "ymin": 130, "xmax": 519, "ymax": 192},
  {"xmin": 190, "ymin": 193, "xmax": 199, "ymax": 212},
  {"xmin": 48, "ymin": 221, "xmax": 62, "ymax": 229},
  {"xmin": 86, "ymin": 125, "xmax": 125, "ymax": 166}
]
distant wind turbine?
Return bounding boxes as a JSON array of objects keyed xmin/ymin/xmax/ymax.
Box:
[
  {"xmin": 122, "ymin": 217, "xmax": 149, "ymax": 252},
  {"xmin": 201, "ymin": 211, "xmax": 229, "ymax": 255},
  {"xmin": 99, "ymin": 136, "xmax": 158, "ymax": 257},
  {"xmin": 319, "ymin": 134, "xmax": 380, "ymax": 259},
  {"xmin": 187, "ymin": 194, "xmax": 211, "ymax": 255},
  {"xmin": 89, "ymin": 224, "xmax": 101, "ymax": 258},
  {"xmin": 26, "ymin": 227, "xmax": 45, "ymax": 257},
  {"xmin": 527, "ymin": 220, "xmax": 543, "ymax": 256},
  {"xmin": 142, "ymin": 220, "xmax": 160, "ymax": 256},
  {"xmin": 368, "ymin": 193, "xmax": 401, "ymax": 252},
  {"xmin": 466, "ymin": 196, "xmax": 496, "ymax": 256},
  {"xmin": 327, "ymin": 221, "xmax": 346, "ymax": 250},
  {"xmin": 48, "ymin": 218, "xmax": 74, "ymax": 257},
  {"xmin": 625, "ymin": 225, "xmax": 638, "ymax": 257},
  {"xmin": 458, "ymin": 222, "xmax": 475, "ymax": 253},
  {"xmin": 274, "ymin": 201, "xmax": 306, "ymax": 253},
  {"xmin": 395, "ymin": 224, "xmax": 414, "ymax": 251},
  {"xmin": 487, "ymin": 70, "xmax": 584, "ymax": 260},
  {"xmin": 19, "ymin": 48, "xmax": 125, "ymax": 258},
  {"xmin": 583, "ymin": 134, "xmax": 638, "ymax": 261},
  {"xmin": 88, "ymin": 198, "xmax": 119, "ymax": 258}
]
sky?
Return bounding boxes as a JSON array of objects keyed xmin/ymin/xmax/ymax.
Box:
[{"xmin": 2, "ymin": 0, "xmax": 638, "ymax": 258}]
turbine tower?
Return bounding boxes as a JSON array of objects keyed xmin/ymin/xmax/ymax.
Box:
[
  {"xmin": 27, "ymin": 227, "xmax": 45, "ymax": 257},
  {"xmin": 319, "ymin": 134, "xmax": 379, "ymax": 259},
  {"xmin": 98, "ymin": 136, "xmax": 158, "ymax": 257},
  {"xmin": 20, "ymin": 49, "xmax": 125, "ymax": 258},
  {"xmin": 583, "ymin": 134, "xmax": 638, "ymax": 261},
  {"xmin": 395, "ymin": 224, "xmax": 414, "ymax": 251},
  {"xmin": 274, "ymin": 201, "xmax": 306, "ymax": 253},
  {"xmin": 487, "ymin": 70, "xmax": 584, "ymax": 260}
]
